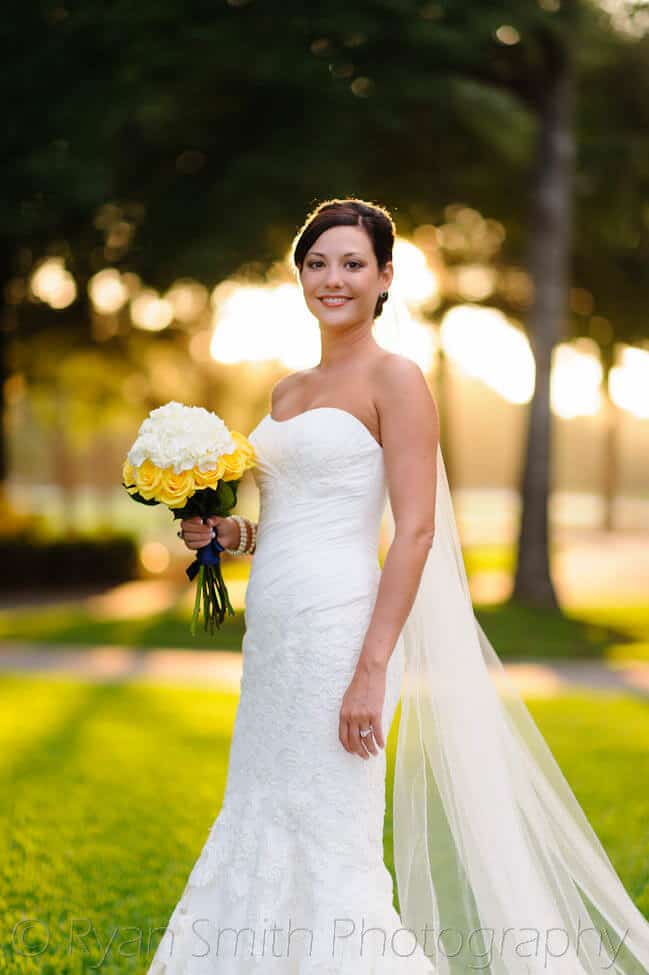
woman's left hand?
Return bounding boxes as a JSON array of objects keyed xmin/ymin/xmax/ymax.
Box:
[
  {"xmin": 339, "ymin": 662, "xmax": 386, "ymax": 760},
  {"xmin": 205, "ymin": 514, "xmax": 240, "ymax": 550}
]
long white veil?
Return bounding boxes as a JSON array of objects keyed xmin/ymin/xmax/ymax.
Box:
[{"xmin": 378, "ymin": 292, "xmax": 649, "ymax": 974}]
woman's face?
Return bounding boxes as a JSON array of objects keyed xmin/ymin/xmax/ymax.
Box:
[{"xmin": 299, "ymin": 224, "xmax": 393, "ymax": 328}]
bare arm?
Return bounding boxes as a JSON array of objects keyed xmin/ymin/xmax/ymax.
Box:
[
  {"xmin": 339, "ymin": 355, "xmax": 438, "ymax": 759},
  {"xmin": 358, "ymin": 355, "xmax": 439, "ymax": 671}
]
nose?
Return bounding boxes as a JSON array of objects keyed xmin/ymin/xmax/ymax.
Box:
[{"xmin": 324, "ymin": 265, "xmax": 344, "ymax": 289}]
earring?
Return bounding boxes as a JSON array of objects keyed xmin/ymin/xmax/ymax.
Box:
[{"xmin": 380, "ymin": 291, "xmax": 389, "ymax": 300}]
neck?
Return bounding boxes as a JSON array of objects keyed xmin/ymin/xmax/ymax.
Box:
[{"xmin": 317, "ymin": 320, "xmax": 377, "ymax": 370}]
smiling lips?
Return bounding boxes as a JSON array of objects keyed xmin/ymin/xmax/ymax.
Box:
[{"xmin": 319, "ymin": 296, "xmax": 352, "ymax": 307}]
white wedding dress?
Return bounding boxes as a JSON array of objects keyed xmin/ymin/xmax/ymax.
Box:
[
  {"xmin": 146, "ymin": 407, "xmax": 435, "ymax": 974},
  {"xmin": 146, "ymin": 405, "xmax": 649, "ymax": 975}
]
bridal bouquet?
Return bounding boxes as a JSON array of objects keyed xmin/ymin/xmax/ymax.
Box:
[{"xmin": 121, "ymin": 401, "xmax": 256, "ymax": 635}]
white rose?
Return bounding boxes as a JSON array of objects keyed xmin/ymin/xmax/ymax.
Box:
[{"xmin": 127, "ymin": 401, "xmax": 235, "ymax": 473}]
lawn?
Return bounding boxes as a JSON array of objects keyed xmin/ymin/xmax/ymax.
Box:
[
  {"xmin": 1, "ymin": 675, "xmax": 648, "ymax": 974},
  {"xmin": 1, "ymin": 541, "xmax": 647, "ymax": 659},
  {"xmin": 0, "ymin": 602, "xmax": 248, "ymax": 651},
  {"xmin": 0, "ymin": 597, "xmax": 647, "ymax": 661}
]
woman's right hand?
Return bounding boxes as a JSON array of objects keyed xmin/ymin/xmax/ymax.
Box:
[
  {"xmin": 180, "ymin": 515, "xmax": 239, "ymax": 551},
  {"xmin": 179, "ymin": 516, "xmax": 217, "ymax": 551}
]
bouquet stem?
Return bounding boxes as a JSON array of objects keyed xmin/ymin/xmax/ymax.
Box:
[
  {"xmin": 190, "ymin": 565, "xmax": 205, "ymax": 637},
  {"xmin": 186, "ymin": 537, "xmax": 235, "ymax": 635}
]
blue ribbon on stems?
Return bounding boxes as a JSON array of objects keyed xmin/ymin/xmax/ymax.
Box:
[{"xmin": 185, "ymin": 536, "xmax": 225, "ymax": 581}]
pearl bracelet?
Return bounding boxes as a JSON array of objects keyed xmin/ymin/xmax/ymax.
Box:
[
  {"xmin": 224, "ymin": 515, "xmax": 248, "ymax": 555},
  {"xmin": 224, "ymin": 515, "xmax": 257, "ymax": 556}
]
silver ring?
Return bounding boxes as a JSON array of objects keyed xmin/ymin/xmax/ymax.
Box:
[{"xmin": 359, "ymin": 726, "xmax": 373, "ymax": 738}]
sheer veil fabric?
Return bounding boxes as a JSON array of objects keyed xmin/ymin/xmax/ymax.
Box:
[{"xmin": 379, "ymin": 293, "xmax": 649, "ymax": 974}]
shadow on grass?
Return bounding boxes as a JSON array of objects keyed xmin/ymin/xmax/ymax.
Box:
[
  {"xmin": 475, "ymin": 599, "xmax": 642, "ymax": 660},
  {"xmin": 1, "ymin": 592, "xmax": 648, "ymax": 663},
  {"xmin": 1, "ymin": 677, "xmax": 237, "ymax": 972},
  {"xmin": 3, "ymin": 673, "xmax": 649, "ymax": 968},
  {"xmin": 0, "ymin": 606, "xmax": 247, "ymax": 650}
]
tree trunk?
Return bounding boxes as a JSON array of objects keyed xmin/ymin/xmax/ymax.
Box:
[
  {"xmin": 512, "ymin": 38, "xmax": 576, "ymax": 610},
  {"xmin": 600, "ymin": 345, "xmax": 618, "ymax": 532},
  {"xmin": 0, "ymin": 246, "xmax": 15, "ymax": 489},
  {"xmin": 0, "ymin": 325, "xmax": 7, "ymax": 486}
]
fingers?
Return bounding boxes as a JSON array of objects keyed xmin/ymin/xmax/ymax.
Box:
[
  {"xmin": 340, "ymin": 717, "xmax": 368, "ymax": 760},
  {"xmin": 183, "ymin": 534, "xmax": 213, "ymax": 551},
  {"xmin": 357, "ymin": 722, "xmax": 379, "ymax": 758},
  {"xmin": 370, "ymin": 717, "xmax": 385, "ymax": 750},
  {"xmin": 338, "ymin": 712, "xmax": 383, "ymax": 760},
  {"xmin": 180, "ymin": 516, "xmax": 215, "ymax": 551},
  {"xmin": 338, "ymin": 715, "xmax": 351, "ymax": 755}
]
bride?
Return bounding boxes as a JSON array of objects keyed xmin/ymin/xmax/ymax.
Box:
[{"xmin": 146, "ymin": 199, "xmax": 649, "ymax": 974}]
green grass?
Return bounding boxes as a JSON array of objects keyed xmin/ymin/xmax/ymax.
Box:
[
  {"xmin": 0, "ymin": 604, "xmax": 247, "ymax": 650},
  {"xmin": 0, "ymin": 598, "xmax": 647, "ymax": 661},
  {"xmin": 0, "ymin": 675, "xmax": 240, "ymax": 974},
  {"xmin": 1, "ymin": 675, "xmax": 648, "ymax": 973},
  {"xmin": 473, "ymin": 601, "xmax": 647, "ymax": 660}
]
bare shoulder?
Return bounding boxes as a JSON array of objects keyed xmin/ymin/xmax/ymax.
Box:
[
  {"xmin": 372, "ymin": 353, "xmax": 438, "ymax": 534},
  {"xmin": 269, "ymin": 369, "xmax": 313, "ymax": 411},
  {"xmin": 373, "ymin": 351, "xmax": 428, "ymax": 386},
  {"xmin": 373, "ymin": 352, "xmax": 439, "ymax": 431}
]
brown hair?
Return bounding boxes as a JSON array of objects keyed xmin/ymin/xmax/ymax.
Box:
[{"xmin": 292, "ymin": 198, "xmax": 395, "ymax": 319}]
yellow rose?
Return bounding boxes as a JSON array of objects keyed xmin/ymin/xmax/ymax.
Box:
[
  {"xmin": 221, "ymin": 449, "xmax": 247, "ymax": 481},
  {"xmin": 221, "ymin": 431, "xmax": 257, "ymax": 481},
  {"xmin": 230, "ymin": 429, "xmax": 256, "ymax": 461},
  {"xmin": 122, "ymin": 458, "xmax": 139, "ymax": 495},
  {"xmin": 156, "ymin": 467, "xmax": 196, "ymax": 508},
  {"xmin": 134, "ymin": 459, "xmax": 166, "ymax": 500},
  {"xmin": 193, "ymin": 456, "xmax": 227, "ymax": 489}
]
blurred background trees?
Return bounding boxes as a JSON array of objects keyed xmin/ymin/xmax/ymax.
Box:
[{"xmin": 2, "ymin": 0, "xmax": 648, "ymax": 609}]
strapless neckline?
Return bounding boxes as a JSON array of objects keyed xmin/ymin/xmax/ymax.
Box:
[{"xmin": 265, "ymin": 406, "xmax": 383, "ymax": 451}]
